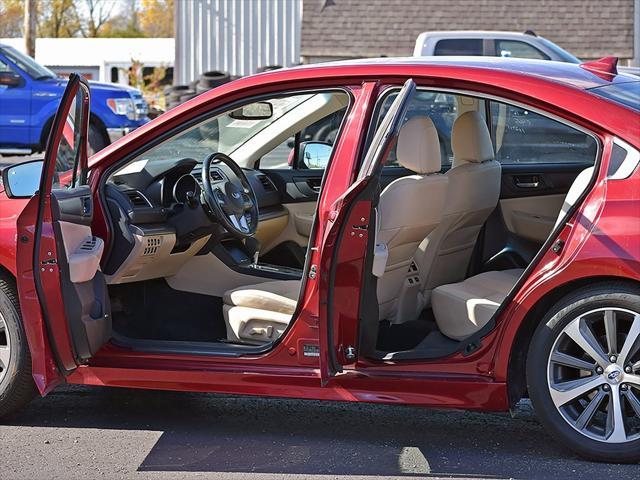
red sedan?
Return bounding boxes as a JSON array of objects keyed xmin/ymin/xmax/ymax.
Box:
[{"xmin": 0, "ymin": 57, "xmax": 639, "ymax": 462}]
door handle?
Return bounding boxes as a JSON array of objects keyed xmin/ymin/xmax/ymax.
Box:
[
  {"xmin": 514, "ymin": 175, "xmax": 541, "ymax": 189},
  {"xmin": 306, "ymin": 179, "xmax": 321, "ymax": 192},
  {"xmin": 515, "ymin": 181, "xmax": 539, "ymax": 188}
]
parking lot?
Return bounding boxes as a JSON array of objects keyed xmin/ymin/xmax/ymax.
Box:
[{"xmin": 1, "ymin": 384, "xmax": 637, "ymax": 480}]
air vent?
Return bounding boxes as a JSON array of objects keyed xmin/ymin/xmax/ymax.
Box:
[
  {"xmin": 143, "ymin": 237, "xmax": 162, "ymax": 256},
  {"xmin": 125, "ymin": 190, "xmax": 150, "ymax": 207},
  {"xmin": 210, "ymin": 168, "xmax": 225, "ymax": 182},
  {"xmin": 257, "ymin": 174, "xmax": 276, "ymax": 192},
  {"xmin": 79, "ymin": 237, "xmax": 98, "ymax": 251}
]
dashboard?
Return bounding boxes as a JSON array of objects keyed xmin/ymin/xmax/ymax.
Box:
[
  {"xmin": 102, "ymin": 157, "xmax": 284, "ymax": 282},
  {"xmin": 108, "ymin": 157, "xmax": 281, "ymax": 218}
]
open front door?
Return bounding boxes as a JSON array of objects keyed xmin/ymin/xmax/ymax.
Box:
[
  {"xmin": 14, "ymin": 74, "xmax": 111, "ymax": 394},
  {"xmin": 319, "ymin": 79, "xmax": 416, "ymax": 383}
]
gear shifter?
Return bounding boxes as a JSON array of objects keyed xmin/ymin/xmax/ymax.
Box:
[{"xmin": 244, "ymin": 237, "xmax": 261, "ymax": 267}]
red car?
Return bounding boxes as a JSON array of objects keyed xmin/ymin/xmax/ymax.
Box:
[{"xmin": 0, "ymin": 57, "xmax": 639, "ymax": 462}]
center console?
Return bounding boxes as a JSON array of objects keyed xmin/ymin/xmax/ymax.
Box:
[{"xmin": 212, "ymin": 238, "xmax": 303, "ymax": 280}]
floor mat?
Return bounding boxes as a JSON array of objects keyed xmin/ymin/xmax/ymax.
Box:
[
  {"xmin": 110, "ymin": 279, "xmax": 226, "ymax": 342},
  {"xmin": 376, "ymin": 310, "xmax": 437, "ymax": 351}
]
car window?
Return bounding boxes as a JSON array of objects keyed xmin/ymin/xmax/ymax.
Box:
[
  {"xmin": 113, "ymin": 90, "xmax": 350, "ymax": 175},
  {"xmin": 490, "ymin": 102, "xmax": 597, "ymax": 164},
  {"xmin": 1, "ymin": 46, "xmax": 56, "ymax": 80},
  {"xmin": 433, "ymin": 39, "xmax": 483, "ymax": 56},
  {"xmin": 260, "ymin": 107, "xmax": 348, "ymax": 170},
  {"xmin": 370, "ymin": 90, "xmax": 485, "ymax": 169},
  {"xmin": 53, "ymin": 87, "xmax": 86, "ymax": 190},
  {"xmin": 0, "ymin": 58, "xmax": 14, "ymax": 73},
  {"xmin": 588, "ymin": 81, "xmax": 640, "ymax": 113},
  {"xmin": 496, "ymin": 40, "xmax": 549, "ymax": 60}
]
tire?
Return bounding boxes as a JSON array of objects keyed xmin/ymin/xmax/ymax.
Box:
[
  {"xmin": 199, "ymin": 70, "xmax": 230, "ymax": 88},
  {"xmin": 179, "ymin": 91, "xmax": 197, "ymax": 103},
  {"xmin": 527, "ymin": 283, "xmax": 640, "ymax": 463},
  {"xmin": 0, "ymin": 274, "xmax": 36, "ymax": 419},
  {"xmin": 167, "ymin": 85, "xmax": 190, "ymax": 103},
  {"xmin": 88, "ymin": 123, "xmax": 108, "ymax": 156},
  {"xmin": 195, "ymin": 83, "xmax": 211, "ymax": 95},
  {"xmin": 257, "ymin": 65, "xmax": 282, "ymax": 73}
]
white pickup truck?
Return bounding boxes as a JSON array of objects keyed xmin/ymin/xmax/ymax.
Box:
[{"xmin": 413, "ymin": 30, "xmax": 639, "ymax": 76}]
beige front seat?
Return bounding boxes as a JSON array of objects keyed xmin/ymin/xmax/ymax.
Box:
[
  {"xmin": 375, "ymin": 116, "xmax": 448, "ymax": 322},
  {"xmin": 413, "ymin": 111, "xmax": 502, "ymax": 311},
  {"xmin": 223, "ymin": 279, "xmax": 300, "ymax": 343}
]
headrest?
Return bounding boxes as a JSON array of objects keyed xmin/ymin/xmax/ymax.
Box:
[
  {"xmin": 396, "ymin": 116, "xmax": 442, "ymax": 174},
  {"xmin": 451, "ymin": 111, "xmax": 495, "ymax": 167}
]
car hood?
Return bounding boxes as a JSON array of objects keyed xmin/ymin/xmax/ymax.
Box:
[{"xmin": 39, "ymin": 77, "xmax": 141, "ymax": 95}]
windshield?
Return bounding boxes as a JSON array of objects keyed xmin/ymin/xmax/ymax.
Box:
[
  {"xmin": 588, "ymin": 81, "xmax": 640, "ymax": 112},
  {"xmin": 1, "ymin": 46, "xmax": 56, "ymax": 80},
  {"xmin": 538, "ymin": 37, "xmax": 581, "ymax": 64},
  {"xmin": 129, "ymin": 94, "xmax": 314, "ymax": 165}
]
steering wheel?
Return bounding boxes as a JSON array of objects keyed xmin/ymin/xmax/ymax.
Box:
[{"xmin": 201, "ymin": 152, "xmax": 259, "ymax": 238}]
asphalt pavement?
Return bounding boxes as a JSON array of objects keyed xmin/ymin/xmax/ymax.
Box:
[
  {"xmin": 1, "ymin": 384, "xmax": 638, "ymax": 480},
  {"xmin": 0, "ymin": 154, "xmax": 41, "ymax": 170}
]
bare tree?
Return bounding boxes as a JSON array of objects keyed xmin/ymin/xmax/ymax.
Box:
[{"xmin": 83, "ymin": 0, "xmax": 115, "ymax": 37}]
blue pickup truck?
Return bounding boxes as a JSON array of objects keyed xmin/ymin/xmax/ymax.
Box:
[{"xmin": 0, "ymin": 43, "xmax": 148, "ymax": 156}]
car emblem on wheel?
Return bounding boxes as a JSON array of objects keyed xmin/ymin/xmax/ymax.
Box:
[{"xmin": 607, "ymin": 370, "xmax": 621, "ymax": 381}]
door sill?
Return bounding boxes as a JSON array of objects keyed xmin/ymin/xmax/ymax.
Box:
[{"xmin": 110, "ymin": 331, "xmax": 274, "ymax": 357}]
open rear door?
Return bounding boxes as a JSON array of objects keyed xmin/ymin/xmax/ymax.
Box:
[
  {"xmin": 13, "ymin": 74, "xmax": 111, "ymax": 394},
  {"xmin": 319, "ymin": 79, "xmax": 416, "ymax": 383}
]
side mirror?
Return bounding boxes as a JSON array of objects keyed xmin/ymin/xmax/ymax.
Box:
[
  {"xmin": 1, "ymin": 160, "xmax": 43, "ymax": 198},
  {"xmin": 0, "ymin": 71, "xmax": 24, "ymax": 88},
  {"xmin": 298, "ymin": 141, "xmax": 332, "ymax": 169},
  {"xmin": 229, "ymin": 101, "xmax": 273, "ymax": 120}
]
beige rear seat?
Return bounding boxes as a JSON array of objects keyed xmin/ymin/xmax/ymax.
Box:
[{"xmin": 431, "ymin": 269, "xmax": 524, "ymax": 340}]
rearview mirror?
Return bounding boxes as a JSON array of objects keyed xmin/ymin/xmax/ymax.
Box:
[
  {"xmin": 0, "ymin": 71, "xmax": 24, "ymax": 88},
  {"xmin": 229, "ymin": 101, "xmax": 273, "ymax": 120},
  {"xmin": 1, "ymin": 160, "xmax": 43, "ymax": 198},
  {"xmin": 299, "ymin": 142, "xmax": 332, "ymax": 169}
]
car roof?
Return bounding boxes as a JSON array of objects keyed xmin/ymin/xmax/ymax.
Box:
[
  {"xmin": 417, "ymin": 31, "xmax": 539, "ymax": 39},
  {"xmin": 285, "ymin": 56, "xmax": 638, "ymax": 91}
]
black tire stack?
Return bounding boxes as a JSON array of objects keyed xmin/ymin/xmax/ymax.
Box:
[{"xmin": 164, "ymin": 70, "xmax": 232, "ymax": 110}]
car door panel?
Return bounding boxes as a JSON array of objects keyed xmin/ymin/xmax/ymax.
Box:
[
  {"xmin": 262, "ymin": 169, "xmax": 322, "ymax": 203},
  {"xmin": 15, "ymin": 74, "xmax": 110, "ymax": 394},
  {"xmin": 51, "ymin": 189, "xmax": 110, "ymax": 359},
  {"xmin": 499, "ymin": 193, "xmax": 565, "ymax": 243},
  {"xmin": 258, "ymin": 169, "xmax": 323, "ymax": 265},
  {"xmin": 478, "ymin": 162, "xmax": 591, "ymax": 270},
  {"xmin": 499, "ymin": 163, "xmax": 590, "ymax": 240}
]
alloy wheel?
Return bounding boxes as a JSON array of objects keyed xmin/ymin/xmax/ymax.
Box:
[
  {"xmin": 0, "ymin": 311, "xmax": 11, "ymax": 385},
  {"xmin": 548, "ymin": 307, "xmax": 640, "ymax": 443}
]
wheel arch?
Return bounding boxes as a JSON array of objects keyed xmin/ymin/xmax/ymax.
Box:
[
  {"xmin": 0, "ymin": 263, "xmax": 16, "ymax": 284},
  {"xmin": 38, "ymin": 115, "xmax": 55, "ymax": 152},
  {"xmin": 506, "ymin": 275, "xmax": 640, "ymax": 408},
  {"xmin": 88, "ymin": 113, "xmax": 110, "ymax": 145}
]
